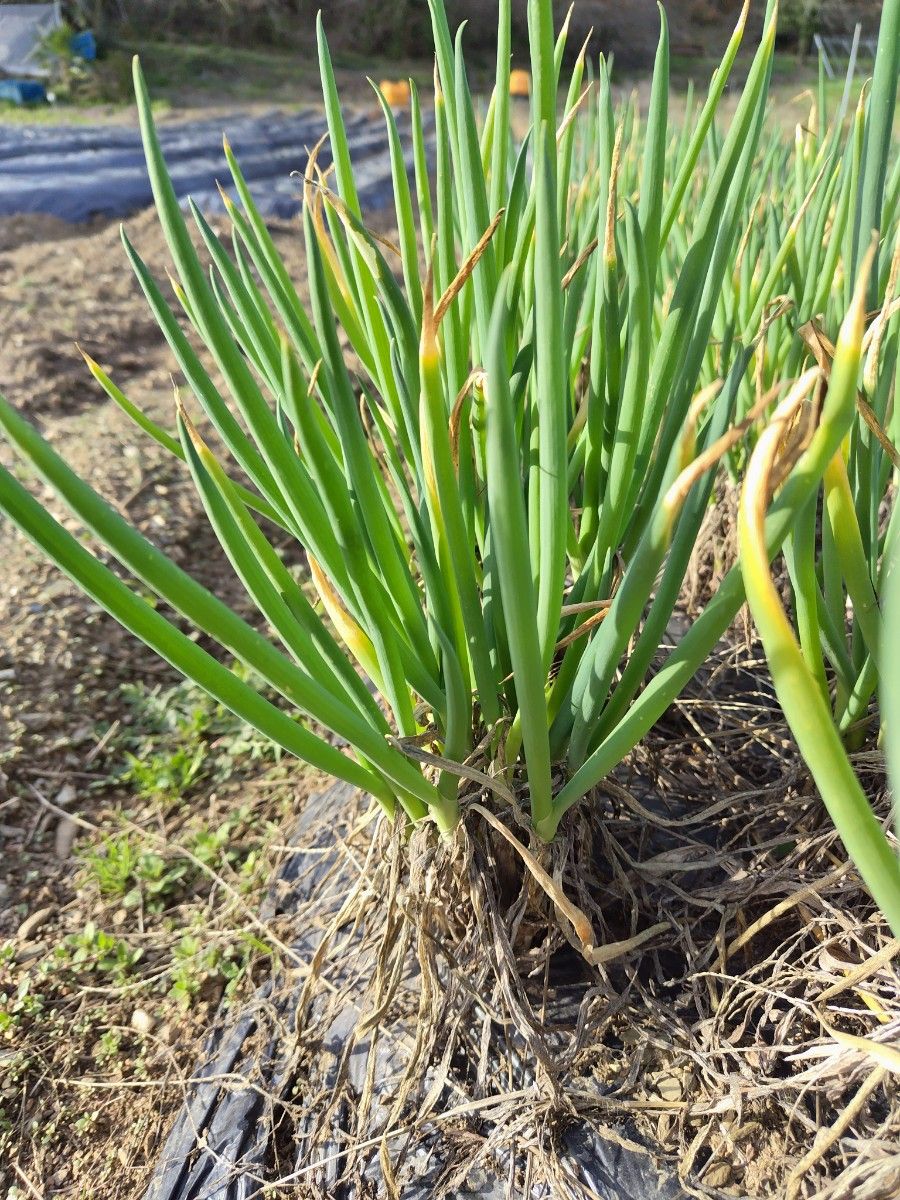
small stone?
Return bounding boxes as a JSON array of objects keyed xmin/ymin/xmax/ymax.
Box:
[
  {"xmin": 18, "ymin": 712, "xmax": 52, "ymax": 730},
  {"xmin": 41, "ymin": 579, "xmax": 73, "ymax": 602},
  {"xmin": 14, "ymin": 943, "xmax": 46, "ymax": 964},
  {"xmin": 55, "ymin": 816, "xmax": 77, "ymax": 859},
  {"xmin": 130, "ymin": 1009, "xmax": 154, "ymax": 1036},
  {"xmin": 54, "ymin": 782, "xmax": 77, "ymax": 808},
  {"xmin": 653, "ymin": 1071, "xmax": 684, "ymax": 1101}
]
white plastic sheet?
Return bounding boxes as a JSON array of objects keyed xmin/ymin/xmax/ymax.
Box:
[
  {"xmin": 0, "ymin": 3, "xmax": 62, "ymax": 77},
  {"xmin": 0, "ymin": 108, "xmax": 420, "ymax": 222}
]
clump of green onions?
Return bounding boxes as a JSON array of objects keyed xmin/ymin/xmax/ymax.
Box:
[
  {"xmin": 739, "ymin": 258, "xmax": 900, "ymax": 938},
  {"xmin": 737, "ymin": 0, "xmax": 900, "ymax": 937},
  {"xmin": 0, "ymin": 0, "xmax": 895, "ymax": 859}
]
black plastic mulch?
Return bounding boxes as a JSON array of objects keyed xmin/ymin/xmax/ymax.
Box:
[{"xmin": 144, "ymin": 784, "xmax": 686, "ymax": 1200}]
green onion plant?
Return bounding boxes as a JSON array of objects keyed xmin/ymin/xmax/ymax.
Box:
[
  {"xmin": 1, "ymin": 0, "xmax": 896, "ymax": 864},
  {"xmin": 739, "ymin": 261, "xmax": 900, "ymax": 938},
  {"xmin": 738, "ymin": 0, "xmax": 900, "ymax": 937}
]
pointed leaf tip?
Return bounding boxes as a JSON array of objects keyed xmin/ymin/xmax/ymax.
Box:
[
  {"xmin": 215, "ymin": 180, "xmax": 235, "ymax": 210},
  {"xmin": 174, "ymin": 393, "xmax": 209, "ymax": 461}
]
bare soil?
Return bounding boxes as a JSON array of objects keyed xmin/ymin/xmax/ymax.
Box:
[{"xmin": 0, "ymin": 207, "xmax": 290, "ymax": 806}]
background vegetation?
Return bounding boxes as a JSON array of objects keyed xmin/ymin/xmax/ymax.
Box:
[
  {"xmin": 60, "ymin": 0, "xmax": 737, "ymax": 63},
  {"xmin": 51, "ymin": 1, "xmax": 887, "ymax": 84}
]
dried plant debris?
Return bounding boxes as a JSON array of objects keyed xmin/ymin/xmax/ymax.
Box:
[{"xmin": 143, "ymin": 647, "xmax": 900, "ymax": 1199}]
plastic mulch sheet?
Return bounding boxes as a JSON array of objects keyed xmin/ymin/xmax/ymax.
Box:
[
  {"xmin": 0, "ymin": 109, "xmax": 416, "ymax": 222},
  {"xmin": 144, "ymin": 784, "xmax": 686, "ymax": 1200}
]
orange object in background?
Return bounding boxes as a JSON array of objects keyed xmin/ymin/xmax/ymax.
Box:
[
  {"xmin": 509, "ymin": 69, "xmax": 530, "ymax": 97},
  {"xmin": 379, "ymin": 80, "xmax": 411, "ymax": 108}
]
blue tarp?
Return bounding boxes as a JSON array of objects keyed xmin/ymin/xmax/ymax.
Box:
[
  {"xmin": 0, "ymin": 108, "xmax": 419, "ymax": 222},
  {"xmin": 70, "ymin": 29, "xmax": 96, "ymax": 60},
  {"xmin": 0, "ymin": 78, "xmax": 47, "ymax": 104}
]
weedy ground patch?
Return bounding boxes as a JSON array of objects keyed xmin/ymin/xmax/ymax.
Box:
[{"xmin": 0, "ymin": 664, "xmax": 318, "ymax": 1194}]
